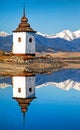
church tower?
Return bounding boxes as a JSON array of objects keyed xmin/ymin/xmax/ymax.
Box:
[{"xmin": 12, "ymin": 6, "xmax": 36, "ymax": 56}]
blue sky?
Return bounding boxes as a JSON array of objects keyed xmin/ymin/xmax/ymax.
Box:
[{"xmin": 0, "ymin": 0, "xmax": 80, "ymax": 34}]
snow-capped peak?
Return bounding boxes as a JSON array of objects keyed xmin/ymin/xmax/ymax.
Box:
[
  {"xmin": 1, "ymin": 29, "xmax": 80, "ymax": 41},
  {"xmin": 36, "ymin": 30, "xmax": 80, "ymax": 41},
  {"xmin": 0, "ymin": 31, "xmax": 9, "ymax": 37},
  {"xmin": 46, "ymin": 30, "xmax": 77, "ymax": 41},
  {"xmin": 74, "ymin": 30, "xmax": 80, "ymax": 38},
  {"xmin": 36, "ymin": 32, "xmax": 48, "ymax": 37}
]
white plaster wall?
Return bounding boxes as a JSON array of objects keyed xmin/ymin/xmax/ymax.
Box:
[
  {"xmin": 12, "ymin": 32, "xmax": 35, "ymax": 54},
  {"xmin": 12, "ymin": 32, "xmax": 26, "ymax": 54},
  {"xmin": 13, "ymin": 76, "xmax": 35, "ymax": 98},
  {"xmin": 26, "ymin": 33, "xmax": 35, "ymax": 54}
]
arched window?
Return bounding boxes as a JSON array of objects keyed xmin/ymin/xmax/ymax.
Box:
[
  {"xmin": 29, "ymin": 88, "xmax": 32, "ymax": 92},
  {"xmin": 29, "ymin": 38, "xmax": 32, "ymax": 42},
  {"xmin": 18, "ymin": 88, "xmax": 21, "ymax": 93},
  {"xmin": 18, "ymin": 37, "xmax": 21, "ymax": 42}
]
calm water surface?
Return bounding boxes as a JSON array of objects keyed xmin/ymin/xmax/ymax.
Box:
[{"xmin": 0, "ymin": 69, "xmax": 80, "ymax": 130}]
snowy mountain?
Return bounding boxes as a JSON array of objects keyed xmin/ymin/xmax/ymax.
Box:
[
  {"xmin": 74, "ymin": 30, "xmax": 80, "ymax": 39},
  {"xmin": 37, "ymin": 30, "xmax": 80, "ymax": 41},
  {"xmin": 0, "ymin": 33, "xmax": 12, "ymax": 52},
  {"xmin": 1, "ymin": 30, "xmax": 80, "ymax": 52},
  {"xmin": 47, "ymin": 30, "xmax": 77, "ymax": 41},
  {"xmin": 35, "ymin": 30, "xmax": 80, "ymax": 52},
  {"xmin": 0, "ymin": 31, "xmax": 10, "ymax": 37}
]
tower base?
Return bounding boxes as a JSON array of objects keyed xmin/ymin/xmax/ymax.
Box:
[{"xmin": 12, "ymin": 53, "xmax": 35, "ymax": 59}]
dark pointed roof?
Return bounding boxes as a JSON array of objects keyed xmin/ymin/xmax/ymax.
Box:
[{"xmin": 13, "ymin": 6, "xmax": 36, "ymax": 33}]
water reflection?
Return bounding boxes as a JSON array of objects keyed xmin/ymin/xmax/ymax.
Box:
[
  {"xmin": 36, "ymin": 69, "xmax": 80, "ymax": 90},
  {"xmin": 0, "ymin": 69, "xmax": 80, "ymax": 130},
  {"xmin": 0, "ymin": 74, "xmax": 36, "ymax": 130},
  {"xmin": 12, "ymin": 75, "xmax": 36, "ymax": 124}
]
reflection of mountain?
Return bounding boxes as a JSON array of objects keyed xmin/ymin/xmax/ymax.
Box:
[
  {"xmin": 0, "ymin": 83, "xmax": 11, "ymax": 88},
  {"xmin": 36, "ymin": 69, "xmax": 80, "ymax": 90},
  {"xmin": 36, "ymin": 69, "xmax": 80, "ymax": 84},
  {"xmin": 0, "ymin": 77, "xmax": 12, "ymax": 88},
  {"xmin": 36, "ymin": 80, "xmax": 80, "ymax": 91},
  {"xmin": 0, "ymin": 69, "xmax": 80, "ymax": 91}
]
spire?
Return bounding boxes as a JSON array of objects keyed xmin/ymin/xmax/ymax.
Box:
[
  {"xmin": 13, "ymin": 2, "xmax": 36, "ymax": 33},
  {"xmin": 23, "ymin": 4, "xmax": 25, "ymax": 17}
]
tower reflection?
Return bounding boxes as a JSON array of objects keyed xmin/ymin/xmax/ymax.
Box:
[{"xmin": 12, "ymin": 74, "xmax": 36, "ymax": 120}]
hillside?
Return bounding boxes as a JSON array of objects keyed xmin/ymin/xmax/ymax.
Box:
[
  {"xmin": 1, "ymin": 30, "xmax": 80, "ymax": 52},
  {"xmin": 0, "ymin": 35, "xmax": 12, "ymax": 52}
]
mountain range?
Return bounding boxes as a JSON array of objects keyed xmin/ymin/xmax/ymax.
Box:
[
  {"xmin": 0, "ymin": 30, "xmax": 80, "ymax": 52},
  {"xmin": 37, "ymin": 30, "xmax": 80, "ymax": 41}
]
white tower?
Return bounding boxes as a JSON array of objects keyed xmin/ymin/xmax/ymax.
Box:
[{"xmin": 12, "ymin": 6, "xmax": 36, "ymax": 56}]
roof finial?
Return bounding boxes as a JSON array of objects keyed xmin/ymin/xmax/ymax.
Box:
[{"xmin": 23, "ymin": 3, "xmax": 25, "ymax": 17}]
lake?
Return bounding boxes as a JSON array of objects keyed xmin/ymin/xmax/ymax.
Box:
[{"xmin": 0, "ymin": 69, "xmax": 80, "ymax": 130}]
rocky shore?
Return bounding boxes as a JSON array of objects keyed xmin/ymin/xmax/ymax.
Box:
[
  {"xmin": 0, "ymin": 53, "xmax": 65, "ymax": 76},
  {"xmin": 1, "ymin": 51, "xmax": 80, "ymax": 76}
]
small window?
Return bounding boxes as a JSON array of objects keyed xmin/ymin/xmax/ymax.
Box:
[
  {"xmin": 18, "ymin": 37, "xmax": 21, "ymax": 42},
  {"xmin": 29, "ymin": 88, "xmax": 32, "ymax": 92},
  {"xmin": 18, "ymin": 88, "xmax": 21, "ymax": 93},
  {"xmin": 29, "ymin": 38, "xmax": 32, "ymax": 42}
]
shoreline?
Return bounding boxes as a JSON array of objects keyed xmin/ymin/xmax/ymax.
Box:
[{"xmin": 0, "ymin": 51, "xmax": 80, "ymax": 76}]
